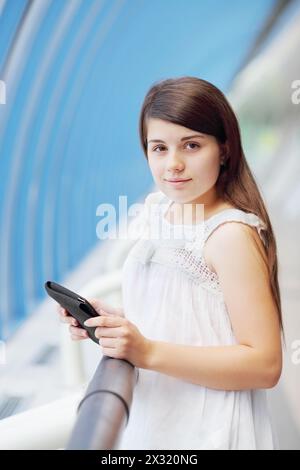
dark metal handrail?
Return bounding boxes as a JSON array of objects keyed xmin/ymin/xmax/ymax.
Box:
[{"xmin": 66, "ymin": 356, "xmax": 138, "ymax": 450}]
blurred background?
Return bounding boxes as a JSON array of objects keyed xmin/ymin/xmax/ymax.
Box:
[{"xmin": 0, "ymin": 0, "xmax": 299, "ymax": 449}]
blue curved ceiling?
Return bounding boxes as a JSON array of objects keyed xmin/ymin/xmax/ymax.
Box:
[{"xmin": 0, "ymin": 0, "xmax": 278, "ymax": 339}]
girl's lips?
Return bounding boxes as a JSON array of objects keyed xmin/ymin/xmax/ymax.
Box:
[{"xmin": 165, "ymin": 178, "xmax": 192, "ymax": 187}]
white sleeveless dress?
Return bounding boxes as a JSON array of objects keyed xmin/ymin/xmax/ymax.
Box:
[{"xmin": 117, "ymin": 190, "xmax": 278, "ymax": 450}]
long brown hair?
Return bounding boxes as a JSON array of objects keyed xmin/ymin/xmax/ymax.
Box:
[{"xmin": 138, "ymin": 76, "xmax": 284, "ymax": 341}]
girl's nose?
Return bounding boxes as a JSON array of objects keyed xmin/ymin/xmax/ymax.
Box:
[{"xmin": 167, "ymin": 154, "xmax": 185, "ymax": 172}]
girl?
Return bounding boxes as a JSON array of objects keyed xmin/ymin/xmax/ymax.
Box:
[{"xmin": 59, "ymin": 77, "xmax": 283, "ymax": 450}]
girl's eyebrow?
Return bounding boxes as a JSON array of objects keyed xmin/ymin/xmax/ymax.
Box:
[{"xmin": 148, "ymin": 134, "xmax": 205, "ymax": 144}]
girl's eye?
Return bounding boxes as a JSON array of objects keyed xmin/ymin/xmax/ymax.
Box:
[
  {"xmin": 186, "ymin": 142, "xmax": 200, "ymax": 150},
  {"xmin": 152, "ymin": 142, "xmax": 200, "ymax": 152},
  {"xmin": 152, "ymin": 145, "xmax": 166, "ymax": 152}
]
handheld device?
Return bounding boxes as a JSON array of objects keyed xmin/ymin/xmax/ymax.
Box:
[{"xmin": 45, "ymin": 281, "xmax": 99, "ymax": 344}]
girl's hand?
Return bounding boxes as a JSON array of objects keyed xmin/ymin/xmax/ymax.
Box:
[
  {"xmin": 57, "ymin": 298, "xmax": 125, "ymax": 342},
  {"xmin": 58, "ymin": 304, "xmax": 88, "ymax": 341},
  {"xmin": 84, "ymin": 313, "xmax": 152, "ymax": 369}
]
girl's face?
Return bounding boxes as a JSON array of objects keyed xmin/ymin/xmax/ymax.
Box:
[{"xmin": 146, "ymin": 118, "xmax": 225, "ymax": 205}]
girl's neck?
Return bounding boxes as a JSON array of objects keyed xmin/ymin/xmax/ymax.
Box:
[{"xmin": 167, "ymin": 190, "xmax": 231, "ymax": 225}]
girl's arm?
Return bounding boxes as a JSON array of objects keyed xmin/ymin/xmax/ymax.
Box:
[{"xmin": 145, "ymin": 222, "xmax": 282, "ymax": 390}]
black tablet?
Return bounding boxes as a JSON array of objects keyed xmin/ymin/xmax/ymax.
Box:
[{"xmin": 45, "ymin": 281, "xmax": 99, "ymax": 344}]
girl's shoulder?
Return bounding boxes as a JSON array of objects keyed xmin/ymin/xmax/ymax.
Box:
[
  {"xmin": 202, "ymin": 207, "xmax": 268, "ymax": 272},
  {"xmin": 203, "ymin": 207, "xmax": 267, "ymax": 243}
]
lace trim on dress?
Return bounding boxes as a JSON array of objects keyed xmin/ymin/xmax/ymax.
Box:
[{"xmin": 128, "ymin": 191, "xmax": 268, "ymax": 296}]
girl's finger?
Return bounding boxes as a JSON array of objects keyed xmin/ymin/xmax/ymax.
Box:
[
  {"xmin": 88, "ymin": 298, "xmax": 124, "ymax": 317},
  {"xmin": 99, "ymin": 337, "xmax": 116, "ymax": 348},
  {"xmin": 71, "ymin": 334, "xmax": 86, "ymax": 341},
  {"xmin": 69, "ymin": 325, "xmax": 88, "ymax": 338},
  {"xmin": 57, "ymin": 305, "xmax": 67, "ymax": 316},
  {"xmin": 59, "ymin": 312, "xmax": 70, "ymax": 323},
  {"xmin": 95, "ymin": 326, "xmax": 124, "ymax": 339},
  {"xmin": 59, "ymin": 313, "xmax": 79, "ymax": 326}
]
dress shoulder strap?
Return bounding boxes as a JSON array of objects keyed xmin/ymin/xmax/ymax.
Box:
[
  {"xmin": 128, "ymin": 190, "xmax": 166, "ymax": 239},
  {"xmin": 203, "ymin": 208, "xmax": 267, "ymax": 247},
  {"xmin": 144, "ymin": 190, "xmax": 171, "ymax": 221},
  {"xmin": 144, "ymin": 190, "xmax": 166, "ymax": 206}
]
